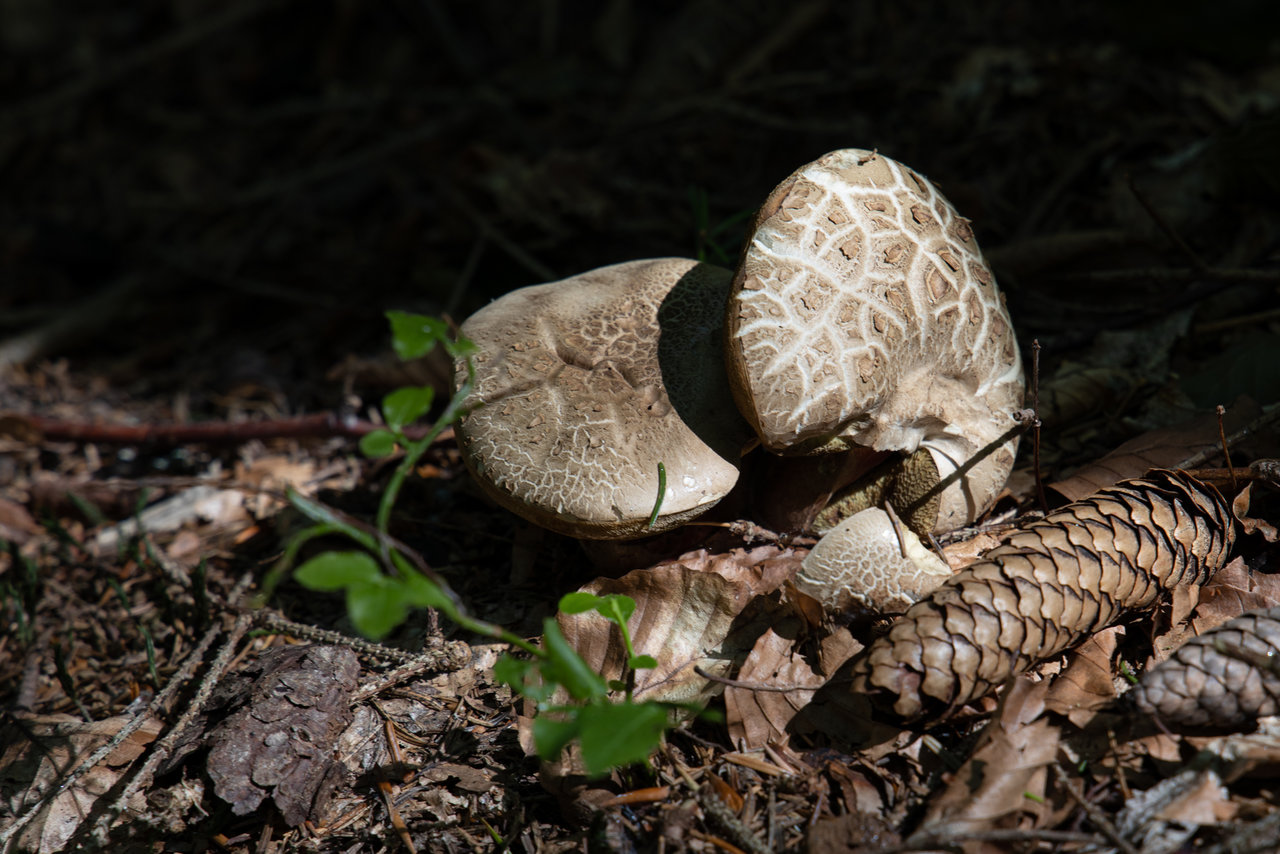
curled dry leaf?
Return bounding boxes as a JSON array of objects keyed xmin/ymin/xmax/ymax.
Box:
[
  {"xmin": 556, "ymin": 546, "xmax": 802, "ymax": 707},
  {"xmin": 850, "ymin": 470, "xmax": 1236, "ymax": 720},
  {"xmin": 1234, "ymin": 482, "xmax": 1279, "ymax": 543},
  {"xmin": 1129, "ymin": 606, "xmax": 1280, "ymax": 732}
]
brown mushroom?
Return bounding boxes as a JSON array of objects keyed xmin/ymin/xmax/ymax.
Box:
[
  {"xmin": 453, "ymin": 258, "xmax": 750, "ymax": 539},
  {"xmin": 725, "ymin": 148, "xmax": 1024, "ymax": 534}
]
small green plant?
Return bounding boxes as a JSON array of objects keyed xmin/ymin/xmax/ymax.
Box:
[
  {"xmin": 495, "ymin": 592, "xmax": 676, "ymax": 777},
  {"xmin": 262, "ymin": 311, "xmax": 683, "ymax": 777}
]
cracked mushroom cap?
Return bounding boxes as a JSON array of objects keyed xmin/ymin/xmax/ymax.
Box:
[
  {"xmin": 726, "ymin": 149, "xmax": 1025, "ymax": 532},
  {"xmin": 454, "ymin": 258, "xmax": 749, "ymax": 539}
]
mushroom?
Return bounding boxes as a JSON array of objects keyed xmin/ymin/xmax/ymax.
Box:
[
  {"xmin": 452, "ymin": 150, "xmax": 1023, "ymax": 613},
  {"xmin": 725, "ymin": 148, "xmax": 1024, "ymax": 534},
  {"xmin": 793, "ymin": 506, "xmax": 951, "ymax": 614},
  {"xmin": 453, "ymin": 258, "xmax": 750, "ymax": 539}
]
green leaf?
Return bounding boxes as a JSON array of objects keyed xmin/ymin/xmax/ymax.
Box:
[
  {"xmin": 382, "ymin": 386, "xmax": 435, "ymax": 430},
  {"xmin": 599, "ymin": 594, "xmax": 636, "ymax": 626},
  {"xmin": 387, "ymin": 311, "xmax": 450, "ymax": 361},
  {"xmin": 576, "ymin": 701, "xmax": 669, "ymax": 777},
  {"xmin": 496, "ymin": 655, "xmax": 556, "ymax": 703},
  {"xmin": 295, "ymin": 551, "xmax": 380, "ymax": 591},
  {"xmin": 444, "ymin": 335, "xmax": 477, "ymax": 361},
  {"xmin": 629, "ymin": 654, "xmax": 658, "ymax": 671},
  {"xmin": 397, "ymin": 568, "xmax": 454, "ymax": 611},
  {"xmin": 494, "ymin": 654, "xmax": 533, "ymax": 688},
  {"xmin": 558, "ymin": 592, "xmax": 602, "ymax": 614},
  {"xmin": 531, "ymin": 714, "xmax": 580, "ymax": 762},
  {"xmin": 359, "ymin": 429, "xmax": 398, "ymax": 458},
  {"xmin": 346, "ymin": 578, "xmax": 408, "ymax": 639},
  {"xmin": 540, "ymin": 618, "xmax": 607, "ymax": 702}
]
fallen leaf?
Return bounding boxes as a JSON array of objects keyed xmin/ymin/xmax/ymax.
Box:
[
  {"xmin": 557, "ymin": 546, "xmax": 802, "ymax": 708},
  {"xmin": 724, "ymin": 619, "xmax": 862, "ymax": 750},
  {"xmin": 1044, "ymin": 627, "xmax": 1124, "ymax": 726},
  {"xmin": 913, "ymin": 678, "xmax": 1059, "ymax": 839},
  {"xmin": 1049, "ymin": 398, "xmax": 1261, "ymax": 501}
]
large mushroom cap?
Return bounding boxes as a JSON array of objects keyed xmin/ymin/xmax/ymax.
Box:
[
  {"xmin": 726, "ymin": 149, "xmax": 1025, "ymax": 531},
  {"xmin": 455, "ymin": 258, "xmax": 749, "ymax": 539}
]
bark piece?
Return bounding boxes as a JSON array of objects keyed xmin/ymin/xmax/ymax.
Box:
[
  {"xmin": 849, "ymin": 470, "xmax": 1235, "ymax": 720},
  {"xmin": 205, "ymin": 644, "xmax": 359, "ymax": 825},
  {"xmin": 1129, "ymin": 605, "xmax": 1280, "ymax": 731}
]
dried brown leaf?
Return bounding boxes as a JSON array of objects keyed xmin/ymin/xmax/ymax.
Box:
[
  {"xmin": 1049, "ymin": 399, "xmax": 1261, "ymax": 501},
  {"xmin": 1234, "ymin": 483, "xmax": 1280, "ymax": 542},
  {"xmin": 724, "ymin": 620, "xmax": 862, "ymax": 750},
  {"xmin": 1044, "ymin": 626, "xmax": 1124, "ymax": 726},
  {"xmin": 0, "ymin": 495, "xmax": 40, "ymax": 544},
  {"xmin": 914, "ymin": 679, "xmax": 1058, "ymax": 839},
  {"xmin": 558, "ymin": 546, "xmax": 802, "ymax": 707},
  {"xmin": 1185, "ymin": 556, "xmax": 1280, "ymax": 646}
]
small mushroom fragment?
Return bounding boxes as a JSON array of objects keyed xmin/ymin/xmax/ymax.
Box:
[
  {"xmin": 726, "ymin": 149, "xmax": 1024, "ymax": 534},
  {"xmin": 794, "ymin": 507, "xmax": 951, "ymax": 614},
  {"xmin": 454, "ymin": 258, "xmax": 750, "ymax": 539}
]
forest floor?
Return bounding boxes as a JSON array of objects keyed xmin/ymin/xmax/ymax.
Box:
[{"xmin": 3, "ymin": 2, "xmax": 1280, "ymax": 852}]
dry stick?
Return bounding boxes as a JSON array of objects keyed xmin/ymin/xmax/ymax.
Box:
[
  {"xmin": 1216, "ymin": 404, "xmax": 1239, "ymax": 495},
  {"xmin": 93, "ymin": 612, "xmax": 256, "ymax": 843},
  {"xmin": 1180, "ymin": 406, "xmax": 1280, "ymax": 470},
  {"xmin": 1052, "ymin": 764, "xmax": 1140, "ymax": 854},
  {"xmin": 1031, "ymin": 339, "xmax": 1049, "ymax": 514},
  {"xmin": 0, "ymin": 610, "xmax": 235, "ymax": 846},
  {"xmin": 1202, "ymin": 808, "xmax": 1280, "ymax": 854},
  {"xmin": 1127, "ymin": 172, "xmax": 1207, "ymax": 273},
  {"xmin": 252, "ymin": 611, "xmax": 462, "ymax": 666},
  {"xmin": 693, "ymin": 665, "xmax": 812, "ymax": 695},
  {"xmin": 1057, "ymin": 267, "xmax": 1280, "ymax": 285},
  {"xmin": 899, "ymin": 828, "xmax": 1109, "ymax": 851}
]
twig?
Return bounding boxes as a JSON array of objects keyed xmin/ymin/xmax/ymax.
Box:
[
  {"xmin": 1179, "ymin": 406, "xmax": 1280, "ymax": 470},
  {"xmin": 0, "ymin": 606, "xmax": 237, "ymax": 846},
  {"xmin": 1032, "ymin": 340, "xmax": 1048, "ymax": 513},
  {"xmin": 1216, "ymin": 405, "xmax": 1238, "ymax": 494},
  {"xmin": 254, "ymin": 611, "xmax": 430, "ymax": 664},
  {"xmin": 1053, "ymin": 267, "xmax": 1280, "ymax": 284},
  {"xmin": 897, "ymin": 828, "xmax": 1111, "ymax": 852},
  {"xmin": 693, "ymin": 665, "xmax": 814, "ymax": 694},
  {"xmin": 1052, "ymin": 764, "xmax": 1139, "ymax": 854},
  {"xmin": 92, "ymin": 612, "xmax": 255, "ymax": 843},
  {"xmin": 1127, "ymin": 173, "xmax": 1206, "ymax": 272}
]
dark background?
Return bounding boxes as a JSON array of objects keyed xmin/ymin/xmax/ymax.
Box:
[{"xmin": 3, "ymin": 0, "xmax": 1279, "ymax": 414}]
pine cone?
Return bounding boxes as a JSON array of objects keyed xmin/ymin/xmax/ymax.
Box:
[
  {"xmin": 850, "ymin": 470, "xmax": 1236, "ymax": 719},
  {"xmin": 1129, "ymin": 606, "xmax": 1280, "ymax": 731}
]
